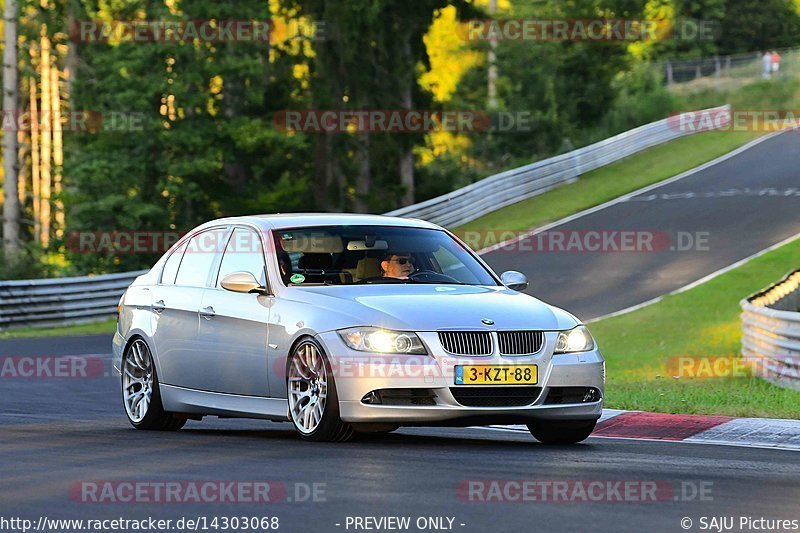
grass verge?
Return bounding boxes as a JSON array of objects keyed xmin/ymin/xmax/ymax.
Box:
[
  {"xmin": 455, "ymin": 77, "xmax": 800, "ymax": 235},
  {"xmin": 591, "ymin": 237, "xmax": 800, "ymax": 419},
  {"xmin": 454, "ymin": 130, "xmax": 760, "ymax": 234},
  {"xmin": 0, "ymin": 318, "xmax": 117, "ymax": 340}
]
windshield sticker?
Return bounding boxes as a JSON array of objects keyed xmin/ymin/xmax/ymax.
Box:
[{"xmin": 290, "ymin": 273, "xmax": 306, "ymax": 284}]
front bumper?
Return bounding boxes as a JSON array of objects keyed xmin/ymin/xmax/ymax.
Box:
[{"xmin": 316, "ymin": 330, "xmax": 604, "ymax": 425}]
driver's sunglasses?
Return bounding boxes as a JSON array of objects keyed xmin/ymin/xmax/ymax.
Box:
[{"xmin": 392, "ymin": 257, "xmax": 414, "ymax": 265}]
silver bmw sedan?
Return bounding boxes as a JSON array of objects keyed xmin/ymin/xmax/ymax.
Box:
[{"xmin": 113, "ymin": 214, "xmax": 604, "ymax": 443}]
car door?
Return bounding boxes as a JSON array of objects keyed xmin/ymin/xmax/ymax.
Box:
[
  {"xmin": 151, "ymin": 226, "xmax": 229, "ymax": 390},
  {"xmin": 196, "ymin": 226, "xmax": 272, "ymax": 397}
]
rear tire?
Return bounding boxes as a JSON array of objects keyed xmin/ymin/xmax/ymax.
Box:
[
  {"xmin": 122, "ymin": 338, "xmax": 186, "ymax": 431},
  {"xmin": 528, "ymin": 420, "xmax": 596, "ymax": 444},
  {"xmin": 287, "ymin": 338, "xmax": 354, "ymax": 442}
]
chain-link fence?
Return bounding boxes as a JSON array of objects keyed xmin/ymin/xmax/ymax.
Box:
[{"xmin": 658, "ymin": 47, "xmax": 800, "ymax": 90}]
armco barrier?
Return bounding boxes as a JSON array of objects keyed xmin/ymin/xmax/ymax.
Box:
[
  {"xmin": 741, "ymin": 270, "xmax": 800, "ymax": 390},
  {"xmin": 0, "ymin": 270, "xmax": 147, "ymax": 329},
  {"xmin": 385, "ymin": 105, "xmax": 731, "ymax": 227},
  {"xmin": 0, "ymin": 106, "xmax": 731, "ymax": 330}
]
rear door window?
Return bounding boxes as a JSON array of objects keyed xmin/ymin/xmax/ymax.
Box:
[
  {"xmin": 160, "ymin": 241, "xmax": 187, "ymax": 285},
  {"xmin": 174, "ymin": 228, "xmax": 228, "ymax": 287}
]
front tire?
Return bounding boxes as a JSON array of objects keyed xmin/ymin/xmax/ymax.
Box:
[
  {"xmin": 287, "ymin": 338, "xmax": 354, "ymax": 442},
  {"xmin": 122, "ymin": 338, "xmax": 186, "ymax": 431},
  {"xmin": 528, "ymin": 420, "xmax": 596, "ymax": 444}
]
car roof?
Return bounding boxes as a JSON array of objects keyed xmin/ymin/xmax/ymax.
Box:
[{"xmin": 197, "ymin": 213, "xmax": 443, "ymax": 232}]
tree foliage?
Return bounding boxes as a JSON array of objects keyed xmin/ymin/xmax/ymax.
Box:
[{"xmin": 2, "ymin": 0, "xmax": 800, "ymax": 276}]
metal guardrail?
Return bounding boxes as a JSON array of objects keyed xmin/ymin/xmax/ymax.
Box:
[
  {"xmin": 0, "ymin": 106, "xmax": 731, "ymax": 331},
  {"xmin": 385, "ymin": 105, "xmax": 731, "ymax": 228},
  {"xmin": 741, "ymin": 270, "xmax": 800, "ymax": 390},
  {"xmin": 0, "ymin": 270, "xmax": 147, "ymax": 329}
]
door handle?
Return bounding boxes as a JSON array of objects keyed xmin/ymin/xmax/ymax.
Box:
[
  {"xmin": 153, "ymin": 300, "xmax": 166, "ymax": 313},
  {"xmin": 200, "ymin": 306, "xmax": 216, "ymax": 320}
]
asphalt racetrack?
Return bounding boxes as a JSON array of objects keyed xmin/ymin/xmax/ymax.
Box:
[
  {"xmin": 482, "ymin": 131, "xmax": 800, "ymax": 320},
  {"xmin": 3, "ymin": 134, "xmax": 800, "ymax": 532},
  {"xmin": 2, "ymin": 335, "xmax": 800, "ymax": 533}
]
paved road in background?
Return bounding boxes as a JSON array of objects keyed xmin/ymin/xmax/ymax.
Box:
[
  {"xmin": 483, "ymin": 131, "xmax": 800, "ymax": 320},
  {"xmin": 4, "ymin": 134, "xmax": 800, "ymax": 533},
  {"xmin": 2, "ymin": 336, "xmax": 799, "ymax": 533}
]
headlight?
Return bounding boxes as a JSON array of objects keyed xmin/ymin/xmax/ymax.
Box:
[
  {"xmin": 554, "ymin": 326, "xmax": 595, "ymax": 354},
  {"xmin": 338, "ymin": 327, "xmax": 427, "ymax": 355}
]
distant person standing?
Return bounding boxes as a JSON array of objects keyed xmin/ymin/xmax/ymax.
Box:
[
  {"xmin": 763, "ymin": 51, "xmax": 773, "ymax": 79},
  {"xmin": 772, "ymin": 50, "xmax": 781, "ymax": 76}
]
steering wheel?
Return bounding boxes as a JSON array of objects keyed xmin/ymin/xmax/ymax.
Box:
[{"xmin": 408, "ymin": 270, "xmax": 461, "ymax": 284}]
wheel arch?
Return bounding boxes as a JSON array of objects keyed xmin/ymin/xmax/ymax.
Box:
[
  {"xmin": 284, "ymin": 332, "xmax": 326, "ymax": 376},
  {"xmin": 122, "ymin": 331, "xmax": 164, "ymax": 382}
]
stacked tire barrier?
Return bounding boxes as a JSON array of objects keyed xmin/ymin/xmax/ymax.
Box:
[
  {"xmin": 741, "ymin": 270, "xmax": 800, "ymax": 390},
  {"xmin": 0, "ymin": 270, "xmax": 147, "ymax": 330},
  {"xmin": 385, "ymin": 105, "xmax": 731, "ymax": 228}
]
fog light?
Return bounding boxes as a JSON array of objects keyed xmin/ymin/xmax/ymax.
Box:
[
  {"xmin": 361, "ymin": 391, "xmax": 382, "ymax": 404},
  {"xmin": 583, "ymin": 388, "xmax": 601, "ymax": 402}
]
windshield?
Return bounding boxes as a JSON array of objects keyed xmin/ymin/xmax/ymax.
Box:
[{"xmin": 272, "ymin": 225, "xmax": 499, "ymax": 287}]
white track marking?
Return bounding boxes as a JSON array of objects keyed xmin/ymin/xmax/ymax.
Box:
[
  {"xmin": 478, "ymin": 412, "xmax": 800, "ymax": 452},
  {"xmin": 476, "ymin": 129, "xmax": 787, "ymax": 256},
  {"xmin": 587, "ymin": 230, "xmax": 800, "ymax": 323}
]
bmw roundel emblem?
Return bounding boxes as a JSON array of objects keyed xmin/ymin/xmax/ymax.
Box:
[{"xmin": 481, "ymin": 318, "xmax": 495, "ymax": 326}]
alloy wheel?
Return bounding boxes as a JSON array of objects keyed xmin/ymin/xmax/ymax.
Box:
[
  {"xmin": 288, "ymin": 343, "xmax": 328, "ymax": 434},
  {"xmin": 122, "ymin": 339, "xmax": 154, "ymax": 423}
]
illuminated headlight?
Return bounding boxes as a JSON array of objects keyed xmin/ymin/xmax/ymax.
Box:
[
  {"xmin": 554, "ymin": 326, "xmax": 595, "ymax": 354},
  {"xmin": 338, "ymin": 327, "xmax": 427, "ymax": 355}
]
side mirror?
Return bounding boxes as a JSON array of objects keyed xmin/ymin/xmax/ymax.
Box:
[
  {"xmin": 501, "ymin": 271, "xmax": 529, "ymax": 292},
  {"xmin": 220, "ymin": 271, "xmax": 267, "ymax": 295}
]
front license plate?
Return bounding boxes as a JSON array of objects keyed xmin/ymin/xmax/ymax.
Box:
[{"xmin": 454, "ymin": 365, "xmax": 538, "ymax": 385}]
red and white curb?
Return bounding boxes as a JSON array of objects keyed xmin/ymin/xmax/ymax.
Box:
[{"xmin": 488, "ymin": 409, "xmax": 800, "ymax": 451}]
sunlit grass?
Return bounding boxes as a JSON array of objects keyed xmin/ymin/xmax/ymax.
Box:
[
  {"xmin": 454, "ymin": 77, "xmax": 800, "ymax": 235},
  {"xmin": 591, "ymin": 238, "xmax": 800, "ymax": 419},
  {"xmin": 0, "ymin": 318, "xmax": 117, "ymax": 340},
  {"xmin": 454, "ymin": 131, "xmax": 760, "ymax": 234}
]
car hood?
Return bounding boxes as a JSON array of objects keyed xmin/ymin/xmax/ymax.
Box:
[{"xmin": 287, "ymin": 284, "xmax": 580, "ymax": 331}]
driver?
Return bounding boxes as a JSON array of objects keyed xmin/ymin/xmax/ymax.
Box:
[{"xmin": 380, "ymin": 252, "xmax": 415, "ymax": 279}]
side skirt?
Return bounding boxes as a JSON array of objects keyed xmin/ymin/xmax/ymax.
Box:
[{"xmin": 160, "ymin": 384, "xmax": 290, "ymax": 422}]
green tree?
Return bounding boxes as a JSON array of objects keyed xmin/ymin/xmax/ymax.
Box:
[
  {"xmin": 717, "ymin": 0, "xmax": 800, "ymax": 54},
  {"xmin": 445, "ymin": 0, "xmax": 646, "ymax": 175},
  {"xmin": 284, "ymin": 0, "xmax": 476, "ymax": 212},
  {"xmin": 66, "ymin": 0, "xmax": 313, "ymax": 273}
]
